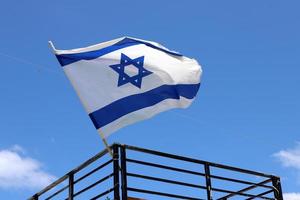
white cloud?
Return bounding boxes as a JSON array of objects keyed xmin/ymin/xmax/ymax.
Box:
[
  {"xmin": 274, "ymin": 143, "xmax": 300, "ymax": 199},
  {"xmin": 274, "ymin": 142, "xmax": 300, "ymax": 170},
  {"xmin": 283, "ymin": 193, "xmax": 300, "ymax": 200},
  {"xmin": 0, "ymin": 145, "xmax": 56, "ymax": 190}
]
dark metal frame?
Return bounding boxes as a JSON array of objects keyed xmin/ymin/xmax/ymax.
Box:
[{"xmin": 29, "ymin": 143, "xmax": 283, "ymax": 200}]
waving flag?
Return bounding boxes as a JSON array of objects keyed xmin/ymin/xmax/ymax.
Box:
[{"xmin": 50, "ymin": 37, "xmax": 202, "ymax": 138}]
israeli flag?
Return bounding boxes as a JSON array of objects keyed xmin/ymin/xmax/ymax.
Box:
[{"xmin": 50, "ymin": 37, "xmax": 202, "ymax": 138}]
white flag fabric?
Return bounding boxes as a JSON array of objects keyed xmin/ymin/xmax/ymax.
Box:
[{"xmin": 51, "ymin": 37, "xmax": 202, "ymax": 138}]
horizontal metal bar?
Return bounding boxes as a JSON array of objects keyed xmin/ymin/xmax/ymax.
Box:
[
  {"xmin": 45, "ymin": 185, "xmax": 69, "ymax": 200},
  {"xmin": 127, "ymin": 187, "xmax": 205, "ymax": 200},
  {"xmin": 128, "ymin": 159, "xmax": 273, "ymax": 190},
  {"xmin": 217, "ymin": 178, "xmax": 272, "ymax": 200},
  {"xmin": 72, "ymin": 172, "xmax": 114, "ymax": 198},
  {"xmin": 211, "ymin": 174, "xmax": 273, "ymax": 189},
  {"xmin": 38, "ymin": 160, "xmax": 113, "ymax": 200},
  {"xmin": 212, "ymin": 187, "xmax": 273, "ymax": 200},
  {"xmin": 71, "ymin": 148, "xmax": 110, "ymax": 175},
  {"xmin": 128, "ymin": 172, "xmax": 207, "ymax": 190},
  {"xmin": 90, "ymin": 187, "xmax": 115, "ymax": 200},
  {"xmin": 74, "ymin": 159, "xmax": 113, "ymax": 184},
  {"xmin": 30, "ymin": 147, "xmax": 110, "ymax": 198},
  {"xmin": 29, "ymin": 195, "xmax": 38, "ymax": 200},
  {"xmin": 245, "ymin": 189, "xmax": 274, "ymax": 200},
  {"xmin": 123, "ymin": 144, "xmax": 273, "ymax": 178},
  {"xmin": 127, "ymin": 158, "xmax": 205, "ymax": 176},
  {"xmin": 209, "ymin": 163, "xmax": 274, "ymax": 179},
  {"xmin": 29, "ymin": 173, "xmax": 69, "ymax": 199}
]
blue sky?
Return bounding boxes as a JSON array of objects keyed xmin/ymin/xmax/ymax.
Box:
[{"xmin": 0, "ymin": 1, "xmax": 299, "ymax": 199}]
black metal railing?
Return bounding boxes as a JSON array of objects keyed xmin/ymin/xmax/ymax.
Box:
[{"xmin": 29, "ymin": 144, "xmax": 283, "ymax": 200}]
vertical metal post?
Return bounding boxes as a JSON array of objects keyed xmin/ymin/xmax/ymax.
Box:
[
  {"xmin": 272, "ymin": 176, "xmax": 283, "ymax": 200},
  {"xmin": 68, "ymin": 173, "xmax": 74, "ymax": 200},
  {"xmin": 120, "ymin": 146, "xmax": 128, "ymax": 200},
  {"xmin": 204, "ymin": 163, "xmax": 213, "ymax": 200},
  {"xmin": 113, "ymin": 144, "xmax": 120, "ymax": 200}
]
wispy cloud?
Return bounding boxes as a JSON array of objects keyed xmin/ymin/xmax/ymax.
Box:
[
  {"xmin": 274, "ymin": 143, "xmax": 300, "ymax": 198},
  {"xmin": 283, "ymin": 193, "xmax": 300, "ymax": 200},
  {"xmin": 0, "ymin": 145, "xmax": 56, "ymax": 190},
  {"xmin": 274, "ymin": 142, "xmax": 300, "ymax": 169}
]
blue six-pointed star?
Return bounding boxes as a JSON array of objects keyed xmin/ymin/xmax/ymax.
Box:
[{"xmin": 109, "ymin": 53, "xmax": 152, "ymax": 88}]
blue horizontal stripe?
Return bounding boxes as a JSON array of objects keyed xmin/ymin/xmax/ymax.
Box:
[
  {"xmin": 56, "ymin": 37, "xmax": 182, "ymax": 66},
  {"xmin": 120, "ymin": 38, "xmax": 182, "ymax": 57},
  {"xmin": 89, "ymin": 83, "xmax": 200, "ymax": 129},
  {"xmin": 55, "ymin": 39, "xmax": 139, "ymax": 66}
]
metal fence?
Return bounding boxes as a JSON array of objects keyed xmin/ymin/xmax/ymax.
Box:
[{"xmin": 29, "ymin": 144, "xmax": 283, "ymax": 200}]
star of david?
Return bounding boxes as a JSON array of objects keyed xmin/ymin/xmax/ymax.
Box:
[{"xmin": 109, "ymin": 53, "xmax": 152, "ymax": 88}]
